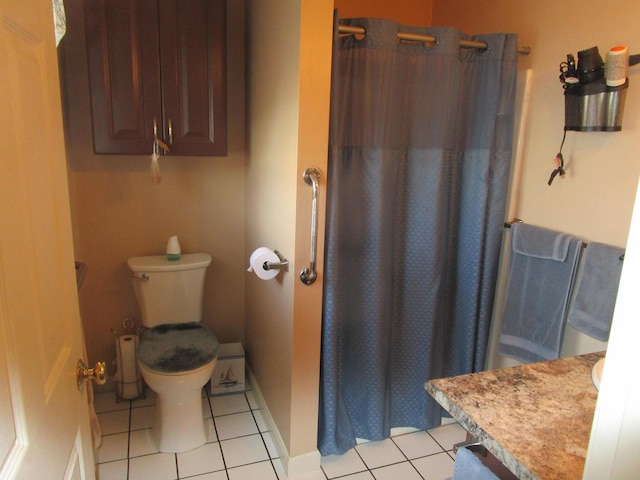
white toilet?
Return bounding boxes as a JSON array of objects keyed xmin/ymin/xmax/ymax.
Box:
[{"xmin": 127, "ymin": 253, "xmax": 218, "ymax": 453}]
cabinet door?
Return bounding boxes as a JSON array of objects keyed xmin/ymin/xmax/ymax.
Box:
[
  {"xmin": 84, "ymin": 0, "xmax": 162, "ymax": 154},
  {"xmin": 158, "ymin": 0, "xmax": 227, "ymax": 156}
]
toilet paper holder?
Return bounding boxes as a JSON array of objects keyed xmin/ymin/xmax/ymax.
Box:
[{"xmin": 262, "ymin": 250, "xmax": 289, "ymax": 271}]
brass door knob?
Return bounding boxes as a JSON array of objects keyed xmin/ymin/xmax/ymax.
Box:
[{"xmin": 76, "ymin": 359, "xmax": 107, "ymax": 389}]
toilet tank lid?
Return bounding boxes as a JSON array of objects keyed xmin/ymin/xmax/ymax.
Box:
[{"xmin": 127, "ymin": 253, "xmax": 212, "ymax": 272}]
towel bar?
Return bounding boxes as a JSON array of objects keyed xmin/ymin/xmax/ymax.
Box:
[
  {"xmin": 503, "ymin": 219, "xmax": 622, "ymax": 256},
  {"xmin": 454, "ymin": 438, "xmax": 487, "ymax": 456}
]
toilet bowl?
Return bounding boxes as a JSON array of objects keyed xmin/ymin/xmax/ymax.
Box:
[
  {"xmin": 138, "ymin": 322, "xmax": 218, "ymax": 452},
  {"xmin": 128, "ymin": 253, "xmax": 218, "ymax": 453}
]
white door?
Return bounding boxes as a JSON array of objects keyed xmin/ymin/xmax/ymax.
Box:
[{"xmin": 0, "ymin": 0, "xmax": 97, "ymax": 478}]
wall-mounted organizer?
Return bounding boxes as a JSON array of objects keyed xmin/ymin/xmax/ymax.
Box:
[
  {"xmin": 564, "ymin": 80, "xmax": 628, "ymax": 132},
  {"xmin": 559, "ymin": 46, "xmax": 639, "ymax": 131},
  {"xmin": 550, "ymin": 47, "xmax": 639, "ymax": 185}
]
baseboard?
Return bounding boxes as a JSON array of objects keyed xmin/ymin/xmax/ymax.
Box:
[
  {"xmin": 246, "ymin": 368, "xmax": 321, "ymax": 477},
  {"xmin": 286, "ymin": 449, "xmax": 322, "ymax": 478}
]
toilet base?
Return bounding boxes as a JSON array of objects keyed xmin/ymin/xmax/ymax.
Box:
[
  {"xmin": 152, "ymin": 390, "xmax": 208, "ymax": 453},
  {"xmin": 138, "ymin": 350, "xmax": 217, "ymax": 453}
]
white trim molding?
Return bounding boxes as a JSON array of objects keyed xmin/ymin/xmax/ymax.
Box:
[{"xmin": 246, "ymin": 368, "xmax": 322, "ymax": 478}]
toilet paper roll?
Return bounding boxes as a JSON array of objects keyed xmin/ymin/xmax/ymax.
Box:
[
  {"xmin": 247, "ymin": 247, "xmax": 280, "ymax": 280},
  {"xmin": 115, "ymin": 334, "xmax": 142, "ymax": 399}
]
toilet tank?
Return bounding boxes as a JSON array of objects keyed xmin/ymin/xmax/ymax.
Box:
[{"xmin": 127, "ymin": 253, "xmax": 212, "ymax": 327}]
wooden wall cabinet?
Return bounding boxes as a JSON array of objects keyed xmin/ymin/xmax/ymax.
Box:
[{"xmin": 84, "ymin": 0, "xmax": 227, "ymax": 156}]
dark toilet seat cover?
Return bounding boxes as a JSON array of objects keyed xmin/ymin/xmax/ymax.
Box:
[{"xmin": 138, "ymin": 322, "xmax": 219, "ymax": 373}]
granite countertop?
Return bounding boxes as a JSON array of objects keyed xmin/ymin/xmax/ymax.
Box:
[{"xmin": 425, "ymin": 352, "xmax": 604, "ymax": 480}]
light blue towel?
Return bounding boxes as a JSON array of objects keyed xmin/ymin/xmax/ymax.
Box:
[
  {"xmin": 498, "ymin": 223, "xmax": 582, "ymax": 363},
  {"xmin": 511, "ymin": 222, "xmax": 575, "ymax": 260},
  {"xmin": 454, "ymin": 447, "xmax": 499, "ymax": 480},
  {"xmin": 567, "ymin": 242, "xmax": 624, "ymax": 341}
]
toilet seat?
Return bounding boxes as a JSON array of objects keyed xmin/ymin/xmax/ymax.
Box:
[{"xmin": 138, "ymin": 322, "xmax": 219, "ymax": 374}]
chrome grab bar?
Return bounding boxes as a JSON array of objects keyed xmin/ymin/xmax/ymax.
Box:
[{"xmin": 300, "ymin": 167, "xmax": 321, "ymax": 285}]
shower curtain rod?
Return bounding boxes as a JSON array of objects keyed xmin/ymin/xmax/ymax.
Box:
[{"xmin": 338, "ymin": 25, "xmax": 531, "ymax": 55}]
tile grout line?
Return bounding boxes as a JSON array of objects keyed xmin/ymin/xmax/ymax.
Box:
[
  {"xmin": 246, "ymin": 398, "xmax": 281, "ymax": 479},
  {"xmin": 388, "ymin": 435, "xmax": 427, "ymax": 480},
  {"xmin": 203, "ymin": 385, "xmax": 229, "ymax": 480},
  {"xmin": 205, "ymin": 389, "xmax": 231, "ymax": 480},
  {"xmin": 126, "ymin": 399, "xmax": 132, "ymax": 480},
  {"xmin": 99, "ymin": 388, "xmax": 457, "ymax": 480},
  {"xmin": 245, "ymin": 396, "xmax": 283, "ymax": 478},
  {"xmin": 321, "ymin": 428, "xmax": 457, "ymax": 480},
  {"xmin": 422, "ymin": 428, "xmax": 459, "ymax": 472}
]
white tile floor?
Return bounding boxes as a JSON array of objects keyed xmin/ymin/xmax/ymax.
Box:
[{"xmin": 95, "ymin": 380, "xmax": 467, "ymax": 480}]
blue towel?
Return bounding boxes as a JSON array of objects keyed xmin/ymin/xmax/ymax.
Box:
[
  {"xmin": 567, "ymin": 242, "xmax": 624, "ymax": 341},
  {"xmin": 454, "ymin": 447, "xmax": 499, "ymax": 480},
  {"xmin": 511, "ymin": 223, "xmax": 575, "ymax": 261},
  {"xmin": 498, "ymin": 224, "xmax": 582, "ymax": 363}
]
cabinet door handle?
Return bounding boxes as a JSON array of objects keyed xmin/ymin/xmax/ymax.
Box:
[
  {"xmin": 152, "ymin": 117, "xmax": 169, "ymax": 153},
  {"xmin": 168, "ymin": 118, "xmax": 173, "ymax": 145}
]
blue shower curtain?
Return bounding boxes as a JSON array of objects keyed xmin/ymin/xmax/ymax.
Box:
[{"xmin": 318, "ymin": 19, "xmax": 518, "ymax": 456}]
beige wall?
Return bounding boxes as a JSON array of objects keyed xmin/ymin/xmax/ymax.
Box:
[
  {"xmin": 432, "ymin": 0, "xmax": 640, "ymax": 367},
  {"xmin": 335, "ymin": 0, "xmax": 432, "ymax": 26},
  {"xmin": 60, "ymin": 0, "xmax": 247, "ymax": 383},
  {"xmin": 246, "ymin": 0, "xmax": 332, "ymax": 466}
]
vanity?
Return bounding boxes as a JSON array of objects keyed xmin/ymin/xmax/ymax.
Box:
[{"xmin": 425, "ymin": 352, "xmax": 604, "ymax": 479}]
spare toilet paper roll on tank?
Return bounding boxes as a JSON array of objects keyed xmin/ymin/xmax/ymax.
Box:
[{"xmin": 247, "ymin": 247, "xmax": 280, "ymax": 280}]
